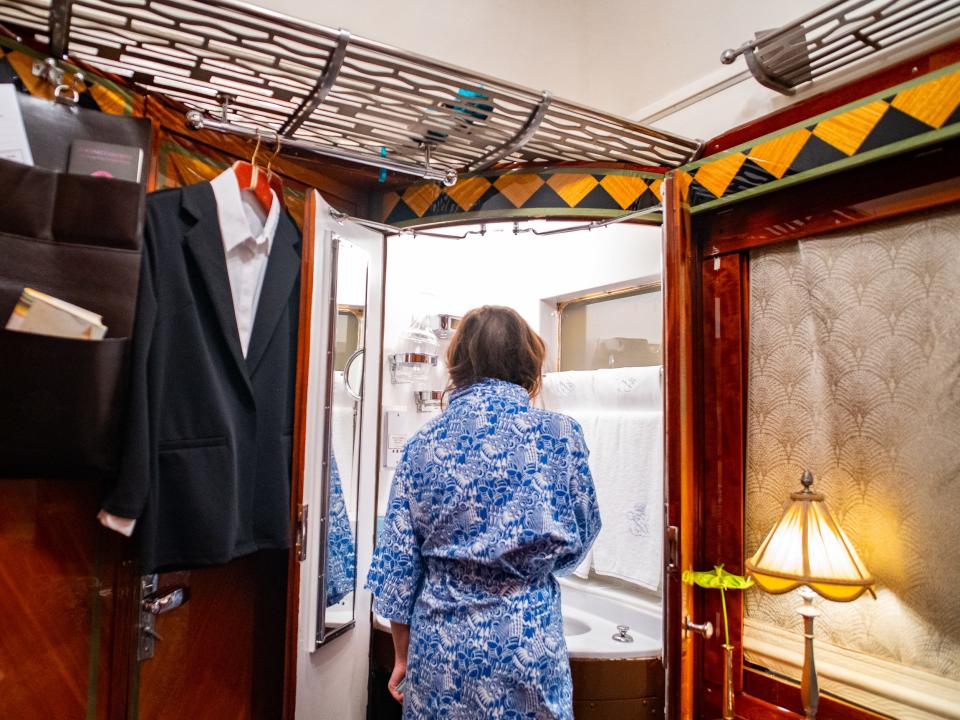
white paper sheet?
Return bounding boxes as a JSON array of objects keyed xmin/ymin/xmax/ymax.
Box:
[{"xmin": 0, "ymin": 84, "xmax": 34, "ymax": 165}]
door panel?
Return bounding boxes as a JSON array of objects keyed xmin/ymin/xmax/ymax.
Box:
[
  {"xmin": 0, "ymin": 479, "xmax": 120, "ymax": 720},
  {"xmin": 136, "ymin": 551, "xmax": 287, "ymax": 720},
  {"xmin": 699, "ymin": 254, "xmax": 747, "ymax": 719}
]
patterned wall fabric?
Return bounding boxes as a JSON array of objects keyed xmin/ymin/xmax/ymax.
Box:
[{"xmin": 745, "ymin": 205, "xmax": 960, "ymax": 680}]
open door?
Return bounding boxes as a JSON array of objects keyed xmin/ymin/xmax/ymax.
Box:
[
  {"xmin": 662, "ymin": 173, "xmax": 703, "ymax": 720},
  {"xmin": 284, "ymin": 190, "xmax": 386, "ymax": 720}
]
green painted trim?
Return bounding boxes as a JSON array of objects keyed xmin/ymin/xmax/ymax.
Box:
[
  {"xmin": 393, "ymin": 206, "xmax": 663, "ymax": 228},
  {"xmin": 680, "ymin": 61, "xmax": 960, "ymax": 173},
  {"xmin": 460, "ymin": 165, "xmax": 665, "ymax": 181},
  {"xmin": 688, "ymin": 122, "xmax": 960, "ymax": 214}
]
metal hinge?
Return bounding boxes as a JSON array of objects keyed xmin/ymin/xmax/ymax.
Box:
[
  {"xmin": 666, "ymin": 525, "xmax": 679, "ymax": 573},
  {"xmin": 295, "ymin": 504, "xmax": 309, "ymax": 562}
]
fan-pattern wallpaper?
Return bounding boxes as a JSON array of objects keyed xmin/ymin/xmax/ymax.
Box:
[{"xmin": 745, "ymin": 204, "xmax": 960, "ymax": 680}]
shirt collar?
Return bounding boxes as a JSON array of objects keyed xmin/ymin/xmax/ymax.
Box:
[
  {"xmin": 210, "ymin": 166, "xmax": 280, "ymax": 254},
  {"xmin": 449, "ymin": 378, "xmax": 531, "ymax": 407}
]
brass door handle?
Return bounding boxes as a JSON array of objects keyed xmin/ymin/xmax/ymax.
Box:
[{"xmin": 684, "ymin": 616, "xmax": 714, "ymax": 639}]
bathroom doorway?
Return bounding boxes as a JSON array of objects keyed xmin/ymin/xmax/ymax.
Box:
[{"xmin": 369, "ymin": 218, "xmax": 667, "ymax": 717}]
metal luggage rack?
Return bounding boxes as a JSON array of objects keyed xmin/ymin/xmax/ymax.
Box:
[
  {"xmin": 722, "ymin": 0, "xmax": 960, "ymax": 95},
  {"xmin": 0, "ymin": 0, "xmax": 702, "ymax": 185}
]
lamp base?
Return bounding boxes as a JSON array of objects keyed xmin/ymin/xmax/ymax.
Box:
[{"xmin": 797, "ymin": 587, "xmax": 821, "ymax": 720}]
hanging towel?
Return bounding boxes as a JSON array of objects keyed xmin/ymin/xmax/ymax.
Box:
[
  {"xmin": 593, "ymin": 365, "xmax": 661, "ymax": 412},
  {"xmin": 579, "ymin": 409, "xmax": 662, "ymax": 590},
  {"xmin": 541, "ymin": 367, "xmax": 664, "ymax": 590},
  {"xmin": 539, "ymin": 369, "xmax": 599, "ymax": 412}
]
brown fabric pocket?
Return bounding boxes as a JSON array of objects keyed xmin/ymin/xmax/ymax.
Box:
[{"xmin": 0, "ymin": 329, "xmax": 129, "ymax": 476}]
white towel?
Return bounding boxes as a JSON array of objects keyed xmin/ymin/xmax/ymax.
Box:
[
  {"xmin": 541, "ymin": 368, "xmax": 664, "ymax": 591},
  {"xmin": 579, "ymin": 410, "xmax": 662, "ymax": 590},
  {"xmin": 540, "ymin": 369, "xmax": 600, "ymax": 412},
  {"xmin": 593, "ymin": 365, "xmax": 661, "ymax": 411}
]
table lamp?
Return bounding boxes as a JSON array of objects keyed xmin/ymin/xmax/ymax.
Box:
[{"xmin": 746, "ymin": 470, "xmax": 875, "ymax": 720}]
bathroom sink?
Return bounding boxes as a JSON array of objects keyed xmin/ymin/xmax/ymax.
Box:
[{"xmin": 563, "ymin": 616, "xmax": 590, "ymax": 637}]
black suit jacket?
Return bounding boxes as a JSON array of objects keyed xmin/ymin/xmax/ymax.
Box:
[{"xmin": 103, "ymin": 181, "xmax": 300, "ymax": 572}]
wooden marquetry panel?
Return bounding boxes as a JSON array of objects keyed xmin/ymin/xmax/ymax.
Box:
[
  {"xmin": 137, "ymin": 552, "xmax": 287, "ymax": 720},
  {"xmin": 698, "ymin": 253, "xmax": 748, "ymax": 720},
  {"xmin": 0, "ymin": 480, "xmax": 116, "ymax": 720}
]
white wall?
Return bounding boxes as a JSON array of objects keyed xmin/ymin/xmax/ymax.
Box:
[
  {"xmin": 635, "ymin": 27, "xmax": 960, "ymax": 143},
  {"xmin": 377, "ymin": 219, "xmax": 661, "ymax": 516},
  {"xmin": 248, "ymin": 0, "xmax": 823, "ymax": 120}
]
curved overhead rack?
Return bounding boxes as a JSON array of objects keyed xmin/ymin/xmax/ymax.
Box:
[
  {"xmin": 0, "ymin": 0, "xmax": 701, "ymax": 184},
  {"xmin": 722, "ymin": 0, "xmax": 960, "ymax": 95}
]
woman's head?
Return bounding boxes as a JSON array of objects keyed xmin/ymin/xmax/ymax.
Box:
[{"xmin": 446, "ymin": 306, "xmax": 546, "ymax": 396}]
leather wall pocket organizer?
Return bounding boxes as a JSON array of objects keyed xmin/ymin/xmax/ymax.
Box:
[{"xmin": 0, "ymin": 157, "xmax": 145, "ymax": 477}]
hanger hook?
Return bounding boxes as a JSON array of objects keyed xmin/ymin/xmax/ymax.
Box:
[
  {"xmin": 266, "ymin": 133, "xmax": 282, "ymax": 178},
  {"xmin": 251, "ymin": 128, "xmax": 264, "ymax": 166}
]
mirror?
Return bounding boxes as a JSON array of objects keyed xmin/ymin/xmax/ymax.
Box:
[{"xmin": 317, "ymin": 235, "xmax": 369, "ymax": 645}]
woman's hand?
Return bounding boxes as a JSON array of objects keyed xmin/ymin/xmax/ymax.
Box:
[
  {"xmin": 389, "ymin": 620, "xmax": 411, "ymax": 703},
  {"xmin": 388, "ymin": 662, "xmax": 407, "ymax": 703}
]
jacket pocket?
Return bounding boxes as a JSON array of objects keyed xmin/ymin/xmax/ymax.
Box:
[
  {"xmin": 158, "ymin": 436, "xmax": 227, "ymax": 451},
  {"xmin": 156, "ymin": 441, "xmax": 237, "ymax": 557}
]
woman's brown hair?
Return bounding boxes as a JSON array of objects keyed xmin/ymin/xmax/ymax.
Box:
[{"xmin": 446, "ymin": 306, "xmax": 546, "ymax": 396}]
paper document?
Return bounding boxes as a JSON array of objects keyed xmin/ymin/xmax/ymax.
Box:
[
  {"xmin": 0, "ymin": 84, "xmax": 34, "ymax": 165},
  {"xmin": 6, "ymin": 288, "xmax": 107, "ymax": 340}
]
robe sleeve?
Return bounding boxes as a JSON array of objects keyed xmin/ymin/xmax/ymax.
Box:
[
  {"xmin": 553, "ymin": 425, "xmax": 602, "ymax": 576},
  {"xmin": 364, "ymin": 451, "xmax": 423, "ymax": 624}
]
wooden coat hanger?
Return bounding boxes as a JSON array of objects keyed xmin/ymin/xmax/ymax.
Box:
[
  {"xmin": 265, "ymin": 135, "xmax": 286, "ymax": 210},
  {"xmin": 230, "ymin": 129, "xmax": 274, "ymax": 214}
]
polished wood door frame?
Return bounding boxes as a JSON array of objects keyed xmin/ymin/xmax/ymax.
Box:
[
  {"xmin": 668, "ymin": 138, "xmax": 960, "ymax": 719},
  {"xmin": 282, "ymin": 190, "xmax": 319, "ymax": 720},
  {"xmin": 662, "ymin": 173, "xmax": 702, "ymax": 720}
]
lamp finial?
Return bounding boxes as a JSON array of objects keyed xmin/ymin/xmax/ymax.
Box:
[{"xmin": 800, "ymin": 469, "xmax": 815, "ymax": 493}]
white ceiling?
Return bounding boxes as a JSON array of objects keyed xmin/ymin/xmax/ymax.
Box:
[{"xmin": 250, "ymin": 0, "xmax": 826, "ymax": 120}]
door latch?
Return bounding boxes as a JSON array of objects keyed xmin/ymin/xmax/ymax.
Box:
[{"xmin": 138, "ymin": 574, "xmax": 189, "ymax": 661}]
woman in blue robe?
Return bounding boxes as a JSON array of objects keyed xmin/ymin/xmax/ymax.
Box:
[{"xmin": 366, "ymin": 305, "xmax": 601, "ymax": 719}]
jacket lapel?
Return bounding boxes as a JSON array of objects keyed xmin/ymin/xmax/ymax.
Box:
[
  {"xmin": 245, "ymin": 211, "xmax": 301, "ymax": 375},
  {"xmin": 180, "ymin": 182, "xmax": 255, "ymax": 398}
]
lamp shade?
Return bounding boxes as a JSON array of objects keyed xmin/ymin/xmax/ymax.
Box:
[{"xmin": 746, "ymin": 471, "xmax": 875, "ymax": 602}]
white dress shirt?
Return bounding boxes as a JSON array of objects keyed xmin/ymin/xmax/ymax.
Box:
[
  {"xmin": 99, "ymin": 168, "xmax": 280, "ymax": 535},
  {"xmin": 210, "ymin": 166, "xmax": 280, "ymax": 357}
]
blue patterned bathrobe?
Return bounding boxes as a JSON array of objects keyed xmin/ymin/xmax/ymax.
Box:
[
  {"xmin": 326, "ymin": 455, "xmax": 356, "ymax": 607},
  {"xmin": 366, "ymin": 379, "xmax": 601, "ymax": 719}
]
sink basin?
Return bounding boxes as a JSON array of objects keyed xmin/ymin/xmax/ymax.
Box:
[{"xmin": 563, "ymin": 616, "xmax": 590, "ymax": 637}]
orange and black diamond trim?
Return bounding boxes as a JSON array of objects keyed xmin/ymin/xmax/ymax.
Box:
[
  {"xmin": 679, "ymin": 63, "xmax": 960, "ymax": 212},
  {"xmin": 382, "ymin": 167, "xmax": 664, "ymax": 226}
]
